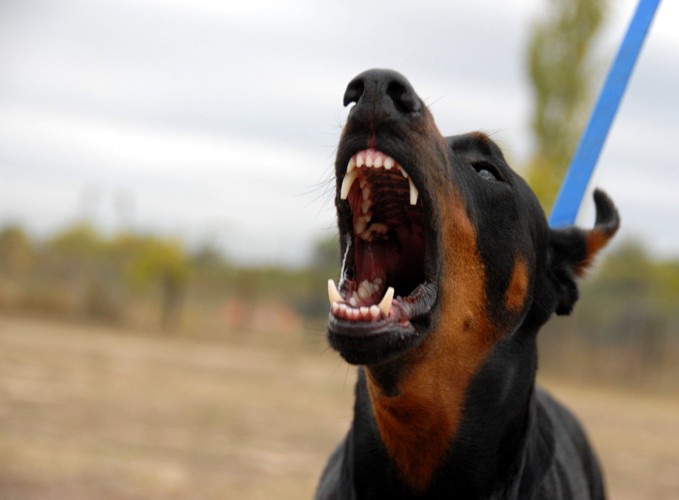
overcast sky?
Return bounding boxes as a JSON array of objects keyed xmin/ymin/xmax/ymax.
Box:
[{"xmin": 1, "ymin": 0, "xmax": 677, "ymax": 266}]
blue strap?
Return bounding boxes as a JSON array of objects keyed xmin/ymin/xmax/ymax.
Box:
[{"xmin": 549, "ymin": 0, "xmax": 661, "ymax": 228}]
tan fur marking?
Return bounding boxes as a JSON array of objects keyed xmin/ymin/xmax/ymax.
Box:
[
  {"xmin": 577, "ymin": 229, "xmax": 613, "ymax": 276},
  {"xmin": 366, "ymin": 192, "xmax": 499, "ymax": 492},
  {"xmin": 505, "ymin": 258, "xmax": 529, "ymax": 312},
  {"xmin": 470, "ymin": 130, "xmax": 491, "ymax": 143}
]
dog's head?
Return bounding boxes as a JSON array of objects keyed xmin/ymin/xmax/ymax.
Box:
[{"xmin": 327, "ymin": 69, "xmax": 619, "ymax": 366}]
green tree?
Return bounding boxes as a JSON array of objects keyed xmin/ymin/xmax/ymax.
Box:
[
  {"xmin": 189, "ymin": 244, "xmax": 235, "ymax": 297},
  {"xmin": 312, "ymin": 235, "xmax": 339, "ymax": 280},
  {"xmin": 296, "ymin": 235, "xmax": 340, "ymax": 318},
  {"xmin": 46, "ymin": 224, "xmax": 125, "ymax": 322},
  {"xmin": 46, "ymin": 223, "xmax": 104, "ymax": 288},
  {"xmin": 114, "ymin": 234, "xmax": 188, "ymax": 330},
  {"xmin": 526, "ymin": 0, "xmax": 607, "ymax": 209},
  {"xmin": 577, "ymin": 241, "xmax": 679, "ymax": 368},
  {"xmin": 0, "ymin": 225, "xmax": 34, "ymax": 280}
]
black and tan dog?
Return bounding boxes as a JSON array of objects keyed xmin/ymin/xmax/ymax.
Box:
[{"xmin": 316, "ymin": 69, "xmax": 619, "ymax": 499}]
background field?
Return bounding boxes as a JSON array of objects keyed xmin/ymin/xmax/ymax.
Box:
[{"xmin": 0, "ymin": 316, "xmax": 677, "ymax": 499}]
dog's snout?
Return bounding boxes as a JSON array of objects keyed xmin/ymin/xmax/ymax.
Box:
[{"xmin": 343, "ymin": 69, "xmax": 421, "ymax": 118}]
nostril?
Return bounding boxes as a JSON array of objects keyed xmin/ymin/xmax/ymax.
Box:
[
  {"xmin": 387, "ymin": 80, "xmax": 420, "ymax": 114},
  {"xmin": 344, "ymin": 80, "xmax": 364, "ymax": 107},
  {"xmin": 344, "ymin": 70, "xmax": 421, "ymax": 116}
]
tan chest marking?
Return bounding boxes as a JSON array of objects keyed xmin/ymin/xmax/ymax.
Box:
[{"xmin": 366, "ymin": 194, "xmax": 502, "ymax": 492}]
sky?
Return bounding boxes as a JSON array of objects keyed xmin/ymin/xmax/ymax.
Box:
[{"xmin": 0, "ymin": 0, "xmax": 677, "ymax": 266}]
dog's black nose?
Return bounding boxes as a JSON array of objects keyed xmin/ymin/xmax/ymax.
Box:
[{"xmin": 343, "ymin": 69, "xmax": 421, "ymax": 118}]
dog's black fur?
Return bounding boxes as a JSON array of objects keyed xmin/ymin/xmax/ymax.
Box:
[{"xmin": 317, "ymin": 69, "xmax": 619, "ymax": 499}]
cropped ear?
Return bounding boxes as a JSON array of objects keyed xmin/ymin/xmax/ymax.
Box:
[{"xmin": 548, "ymin": 189, "xmax": 620, "ymax": 315}]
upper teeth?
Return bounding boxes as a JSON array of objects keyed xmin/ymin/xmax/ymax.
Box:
[
  {"xmin": 340, "ymin": 150, "xmax": 419, "ymax": 207},
  {"xmin": 409, "ymin": 180, "xmax": 418, "ymax": 205},
  {"xmin": 340, "ymin": 168, "xmax": 358, "ymax": 199}
]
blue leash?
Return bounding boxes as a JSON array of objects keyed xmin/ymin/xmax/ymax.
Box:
[{"xmin": 549, "ymin": 0, "xmax": 661, "ymax": 228}]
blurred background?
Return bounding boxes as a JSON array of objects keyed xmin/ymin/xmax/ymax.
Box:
[{"xmin": 1, "ymin": 0, "xmax": 678, "ymax": 498}]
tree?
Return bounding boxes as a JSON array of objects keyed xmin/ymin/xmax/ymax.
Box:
[
  {"xmin": 0, "ymin": 225, "xmax": 34, "ymax": 280},
  {"xmin": 576, "ymin": 241, "xmax": 679, "ymax": 370},
  {"xmin": 312, "ymin": 235, "xmax": 340, "ymax": 280},
  {"xmin": 46, "ymin": 224, "xmax": 125, "ymax": 322},
  {"xmin": 525, "ymin": 0, "xmax": 608, "ymax": 209},
  {"xmin": 114, "ymin": 234, "xmax": 188, "ymax": 330}
]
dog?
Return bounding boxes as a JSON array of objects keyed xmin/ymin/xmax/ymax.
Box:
[{"xmin": 316, "ymin": 69, "xmax": 619, "ymax": 499}]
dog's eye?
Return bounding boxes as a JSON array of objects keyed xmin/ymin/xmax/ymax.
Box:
[
  {"xmin": 477, "ymin": 168, "xmax": 496, "ymax": 181},
  {"xmin": 472, "ymin": 162, "xmax": 501, "ymax": 182}
]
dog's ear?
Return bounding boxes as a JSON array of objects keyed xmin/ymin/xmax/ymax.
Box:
[{"xmin": 548, "ymin": 190, "xmax": 620, "ymax": 315}]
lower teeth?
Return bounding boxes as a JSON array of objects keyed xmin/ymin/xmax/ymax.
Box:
[{"xmin": 327, "ymin": 278, "xmax": 395, "ymax": 321}]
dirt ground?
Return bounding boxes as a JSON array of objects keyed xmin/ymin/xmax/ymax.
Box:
[{"xmin": 0, "ymin": 316, "xmax": 677, "ymax": 499}]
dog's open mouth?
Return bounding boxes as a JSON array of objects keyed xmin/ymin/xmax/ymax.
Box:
[{"xmin": 327, "ymin": 147, "xmax": 438, "ymax": 361}]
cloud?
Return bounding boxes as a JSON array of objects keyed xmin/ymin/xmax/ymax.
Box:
[{"xmin": 0, "ymin": 0, "xmax": 677, "ymax": 264}]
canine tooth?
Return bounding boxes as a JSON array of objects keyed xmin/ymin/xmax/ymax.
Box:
[
  {"xmin": 347, "ymin": 156, "xmax": 356, "ymax": 172},
  {"xmin": 328, "ymin": 279, "xmax": 343, "ymax": 305},
  {"xmin": 331, "ymin": 302, "xmax": 339, "ymax": 314},
  {"xmin": 409, "ymin": 178, "xmax": 419, "ymax": 205},
  {"xmin": 370, "ymin": 305, "xmax": 380, "ymax": 320},
  {"xmin": 399, "ymin": 165, "xmax": 408, "ymax": 178},
  {"xmin": 341, "ymin": 169, "xmax": 359, "ymax": 200},
  {"xmin": 384, "ymin": 157, "xmax": 394, "ymax": 170},
  {"xmin": 378, "ymin": 287, "xmax": 394, "ymax": 317},
  {"xmin": 356, "ymin": 152, "xmax": 365, "ymax": 167}
]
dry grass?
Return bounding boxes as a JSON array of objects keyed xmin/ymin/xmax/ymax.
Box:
[{"xmin": 0, "ymin": 316, "xmax": 677, "ymax": 499}]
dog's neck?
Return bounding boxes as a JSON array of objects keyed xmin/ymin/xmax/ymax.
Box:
[{"xmin": 351, "ymin": 325, "xmax": 547, "ymax": 498}]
